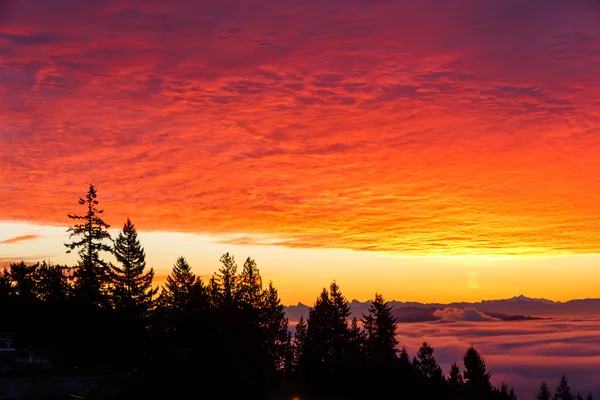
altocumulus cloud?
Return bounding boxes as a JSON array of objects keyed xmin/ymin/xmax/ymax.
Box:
[{"xmin": 0, "ymin": 0, "xmax": 600, "ymax": 256}]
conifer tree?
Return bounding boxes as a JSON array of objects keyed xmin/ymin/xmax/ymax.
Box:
[
  {"xmin": 362, "ymin": 292, "xmax": 398, "ymax": 365},
  {"xmin": 413, "ymin": 342, "xmax": 445, "ymax": 399},
  {"xmin": 463, "ymin": 346, "xmax": 494, "ymax": 398},
  {"xmin": 110, "ymin": 219, "xmax": 157, "ymax": 318},
  {"xmin": 237, "ymin": 257, "xmax": 263, "ymax": 307},
  {"xmin": 413, "ymin": 342, "xmax": 444, "ymax": 380},
  {"xmin": 294, "ymin": 316, "xmax": 308, "ymax": 367},
  {"xmin": 328, "ymin": 281, "xmax": 351, "ymax": 365},
  {"xmin": 448, "ymin": 362, "xmax": 465, "ymax": 397},
  {"xmin": 8, "ymin": 261, "xmax": 38, "ymax": 300},
  {"xmin": 500, "ymin": 383, "xmax": 510, "ymax": 397},
  {"xmin": 262, "ymin": 281, "xmax": 292, "ymax": 371},
  {"xmin": 216, "ymin": 252, "xmax": 238, "ymax": 306},
  {"xmin": 554, "ymin": 375, "xmax": 575, "ymax": 400},
  {"xmin": 159, "ymin": 256, "xmax": 197, "ymax": 311},
  {"xmin": 536, "ymin": 382, "xmax": 552, "ymax": 400},
  {"xmin": 65, "ymin": 184, "xmax": 112, "ymax": 305},
  {"xmin": 35, "ymin": 261, "xmax": 70, "ymax": 303},
  {"xmin": 348, "ymin": 316, "xmax": 366, "ymax": 363},
  {"xmin": 586, "ymin": 393, "xmax": 593, "ymax": 400},
  {"xmin": 509, "ymin": 387, "xmax": 518, "ymax": 400}
]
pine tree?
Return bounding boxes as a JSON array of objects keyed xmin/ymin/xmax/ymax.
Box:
[
  {"xmin": 8, "ymin": 261, "xmax": 38, "ymax": 300},
  {"xmin": 110, "ymin": 219, "xmax": 157, "ymax": 318},
  {"xmin": 577, "ymin": 394, "xmax": 584, "ymax": 400},
  {"xmin": 294, "ymin": 316, "xmax": 308, "ymax": 368},
  {"xmin": 413, "ymin": 342, "xmax": 444, "ymax": 380},
  {"xmin": 35, "ymin": 261, "xmax": 70, "ymax": 303},
  {"xmin": 237, "ymin": 257, "xmax": 263, "ymax": 307},
  {"xmin": 463, "ymin": 346, "xmax": 494, "ymax": 398},
  {"xmin": 447, "ymin": 362, "xmax": 465, "ymax": 397},
  {"xmin": 216, "ymin": 252, "xmax": 238, "ymax": 306},
  {"xmin": 65, "ymin": 184, "xmax": 112, "ymax": 305},
  {"xmin": 413, "ymin": 342, "xmax": 445, "ymax": 399},
  {"xmin": 348, "ymin": 317, "xmax": 366, "ymax": 363},
  {"xmin": 536, "ymin": 382, "xmax": 552, "ymax": 400},
  {"xmin": 262, "ymin": 281, "xmax": 292, "ymax": 372},
  {"xmin": 500, "ymin": 383, "xmax": 510, "ymax": 397},
  {"xmin": 159, "ymin": 256, "xmax": 197, "ymax": 311},
  {"xmin": 509, "ymin": 387, "xmax": 518, "ymax": 400},
  {"xmin": 554, "ymin": 375, "xmax": 575, "ymax": 400},
  {"xmin": 362, "ymin": 292, "xmax": 398, "ymax": 365},
  {"xmin": 328, "ymin": 281, "xmax": 351, "ymax": 366},
  {"xmin": 586, "ymin": 393, "xmax": 593, "ymax": 400}
]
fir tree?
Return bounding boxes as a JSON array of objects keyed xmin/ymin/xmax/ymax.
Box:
[
  {"xmin": 237, "ymin": 257, "xmax": 263, "ymax": 307},
  {"xmin": 536, "ymin": 382, "xmax": 552, "ymax": 400},
  {"xmin": 294, "ymin": 316, "xmax": 308, "ymax": 367},
  {"xmin": 328, "ymin": 281, "xmax": 351, "ymax": 365},
  {"xmin": 262, "ymin": 281, "xmax": 292, "ymax": 372},
  {"xmin": 448, "ymin": 362, "xmax": 465, "ymax": 398},
  {"xmin": 8, "ymin": 261, "xmax": 38, "ymax": 300},
  {"xmin": 463, "ymin": 346, "xmax": 494, "ymax": 398},
  {"xmin": 65, "ymin": 184, "xmax": 112, "ymax": 305},
  {"xmin": 110, "ymin": 218, "xmax": 157, "ymax": 318},
  {"xmin": 35, "ymin": 261, "xmax": 70, "ymax": 303},
  {"xmin": 509, "ymin": 387, "xmax": 518, "ymax": 400},
  {"xmin": 362, "ymin": 292, "xmax": 398, "ymax": 365},
  {"xmin": 413, "ymin": 342, "xmax": 444, "ymax": 380},
  {"xmin": 159, "ymin": 256, "xmax": 197, "ymax": 311},
  {"xmin": 554, "ymin": 375, "xmax": 575, "ymax": 400},
  {"xmin": 216, "ymin": 252, "xmax": 238, "ymax": 306}
]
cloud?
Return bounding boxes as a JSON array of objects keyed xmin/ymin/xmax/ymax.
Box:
[
  {"xmin": 396, "ymin": 316, "xmax": 600, "ymax": 399},
  {"xmin": 0, "ymin": 0, "xmax": 600, "ymax": 256},
  {"xmin": 0, "ymin": 234, "xmax": 42, "ymax": 244},
  {"xmin": 432, "ymin": 307, "xmax": 500, "ymax": 323}
]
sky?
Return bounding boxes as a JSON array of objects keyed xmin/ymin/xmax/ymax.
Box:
[{"xmin": 1, "ymin": 0, "xmax": 600, "ymax": 304}]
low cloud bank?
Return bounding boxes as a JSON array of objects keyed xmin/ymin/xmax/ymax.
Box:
[
  {"xmin": 432, "ymin": 307, "xmax": 500, "ymax": 323},
  {"xmin": 396, "ymin": 316, "xmax": 600, "ymax": 399}
]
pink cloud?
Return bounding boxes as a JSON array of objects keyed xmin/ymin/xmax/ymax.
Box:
[
  {"xmin": 396, "ymin": 316, "xmax": 600, "ymax": 399},
  {"xmin": 0, "ymin": 234, "xmax": 42, "ymax": 244}
]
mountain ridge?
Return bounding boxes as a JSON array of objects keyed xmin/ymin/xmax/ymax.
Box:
[{"xmin": 284, "ymin": 295, "xmax": 600, "ymax": 323}]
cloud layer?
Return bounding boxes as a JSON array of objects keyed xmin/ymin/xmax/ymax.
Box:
[
  {"xmin": 397, "ymin": 316, "xmax": 600, "ymax": 399},
  {"xmin": 1, "ymin": 0, "xmax": 600, "ymax": 255}
]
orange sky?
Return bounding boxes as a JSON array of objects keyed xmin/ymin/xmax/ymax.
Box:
[{"xmin": 1, "ymin": 0, "xmax": 600, "ymax": 303}]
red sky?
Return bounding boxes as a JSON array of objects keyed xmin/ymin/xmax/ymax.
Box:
[{"xmin": 1, "ymin": 0, "xmax": 600, "ymax": 298}]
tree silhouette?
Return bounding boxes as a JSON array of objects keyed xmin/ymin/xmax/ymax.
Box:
[
  {"xmin": 362, "ymin": 292, "xmax": 398, "ymax": 366},
  {"xmin": 536, "ymin": 381, "xmax": 552, "ymax": 400},
  {"xmin": 262, "ymin": 281, "xmax": 292, "ymax": 372},
  {"xmin": 159, "ymin": 256, "xmax": 197, "ymax": 312},
  {"xmin": 35, "ymin": 261, "xmax": 70, "ymax": 303},
  {"xmin": 463, "ymin": 346, "xmax": 494, "ymax": 399},
  {"xmin": 237, "ymin": 257, "xmax": 263, "ymax": 307},
  {"xmin": 215, "ymin": 252, "xmax": 238, "ymax": 306},
  {"xmin": 65, "ymin": 184, "xmax": 112, "ymax": 306},
  {"xmin": 448, "ymin": 362, "xmax": 465, "ymax": 399},
  {"xmin": 110, "ymin": 218, "xmax": 157, "ymax": 317},
  {"xmin": 555, "ymin": 375, "xmax": 575, "ymax": 400},
  {"xmin": 293, "ymin": 316, "xmax": 308, "ymax": 368}
]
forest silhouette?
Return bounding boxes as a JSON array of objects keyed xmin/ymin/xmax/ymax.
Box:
[{"xmin": 0, "ymin": 185, "xmax": 593, "ymax": 400}]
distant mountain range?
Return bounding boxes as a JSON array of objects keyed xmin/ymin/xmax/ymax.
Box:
[{"xmin": 284, "ymin": 295, "xmax": 600, "ymax": 323}]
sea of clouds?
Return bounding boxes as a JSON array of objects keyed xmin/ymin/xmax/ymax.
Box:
[{"xmin": 396, "ymin": 311, "xmax": 600, "ymax": 399}]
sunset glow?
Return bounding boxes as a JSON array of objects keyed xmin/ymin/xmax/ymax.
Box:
[{"xmin": 2, "ymin": 0, "xmax": 600, "ymax": 303}]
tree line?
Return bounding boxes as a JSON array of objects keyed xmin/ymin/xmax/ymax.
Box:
[{"xmin": 0, "ymin": 185, "xmax": 593, "ymax": 400}]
